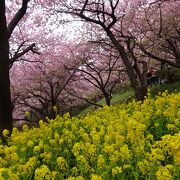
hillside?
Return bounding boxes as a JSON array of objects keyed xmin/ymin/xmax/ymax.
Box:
[
  {"xmin": 79, "ymin": 81, "xmax": 180, "ymax": 116},
  {"xmin": 1, "ymin": 91, "xmax": 180, "ymax": 179}
]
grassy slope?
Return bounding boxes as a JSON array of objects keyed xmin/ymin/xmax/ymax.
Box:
[
  {"xmin": 80, "ymin": 89, "xmax": 134, "ymax": 115},
  {"xmin": 80, "ymin": 81, "xmax": 180, "ymax": 115}
]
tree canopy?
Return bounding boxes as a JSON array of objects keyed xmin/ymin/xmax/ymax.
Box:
[{"xmin": 0, "ymin": 0, "xmax": 179, "ymax": 134}]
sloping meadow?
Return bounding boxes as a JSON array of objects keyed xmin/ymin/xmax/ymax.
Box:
[{"xmin": 0, "ymin": 91, "xmax": 180, "ymax": 179}]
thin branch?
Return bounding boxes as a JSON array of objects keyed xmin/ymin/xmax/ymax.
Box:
[
  {"xmin": 9, "ymin": 43, "xmax": 40, "ymax": 68},
  {"xmin": 7, "ymin": 0, "xmax": 31, "ymax": 39}
]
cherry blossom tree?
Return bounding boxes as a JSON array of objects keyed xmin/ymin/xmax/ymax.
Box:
[
  {"xmin": 46, "ymin": 0, "xmax": 150, "ymax": 100},
  {"xmin": 11, "ymin": 42, "xmax": 82, "ymax": 122},
  {"xmin": 66, "ymin": 43, "xmax": 126, "ymax": 106},
  {"xmin": 1, "ymin": 0, "xmax": 67, "ymax": 133},
  {"xmin": 48, "ymin": 0, "xmax": 180, "ymax": 100},
  {"xmin": 136, "ymin": 0, "xmax": 180, "ymax": 68},
  {"xmin": 12, "ymin": 65, "xmax": 74, "ymax": 121},
  {"xmin": 0, "ymin": 0, "xmax": 38, "ymax": 136}
]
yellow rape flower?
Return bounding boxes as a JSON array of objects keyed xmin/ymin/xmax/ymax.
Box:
[
  {"xmin": 138, "ymin": 159, "xmax": 151, "ymax": 175},
  {"xmin": 70, "ymin": 167, "xmax": 79, "ymax": 177},
  {"xmin": 24, "ymin": 111, "xmax": 30, "ymax": 117},
  {"xmin": 156, "ymin": 166, "xmax": 173, "ymax": 180},
  {"xmin": 53, "ymin": 106, "xmax": 58, "ymax": 112},
  {"xmin": 27, "ymin": 140, "xmax": 34, "ymax": 147},
  {"xmin": 91, "ymin": 174, "xmax": 102, "ymax": 180},
  {"xmin": 97, "ymin": 155, "xmax": 105, "ymax": 169},
  {"xmin": 120, "ymin": 144, "xmax": 131, "ymax": 160},
  {"xmin": 22, "ymin": 124, "xmax": 29, "ymax": 132},
  {"xmin": 33, "ymin": 145, "xmax": 41, "ymax": 154},
  {"xmin": 57, "ymin": 157, "xmax": 67, "ymax": 171},
  {"xmin": 34, "ymin": 165, "xmax": 51, "ymax": 180},
  {"xmin": 0, "ymin": 168, "xmax": 20, "ymax": 180},
  {"xmin": 67, "ymin": 176, "xmax": 84, "ymax": 180},
  {"xmin": 2, "ymin": 129, "xmax": 9, "ymax": 137},
  {"xmin": 112, "ymin": 166, "xmax": 122, "ymax": 176}
]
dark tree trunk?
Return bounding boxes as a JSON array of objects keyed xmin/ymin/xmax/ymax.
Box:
[
  {"xmin": 134, "ymin": 61, "xmax": 148, "ymax": 101},
  {"xmin": 106, "ymin": 30, "xmax": 148, "ymax": 101},
  {"xmin": 75, "ymin": 4, "xmax": 148, "ymax": 101},
  {"xmin": 0, "ymin": 1, "xmax": 13, "ymax": 136},
  {"xmin": 134, "ymin": 86, "xmax": 148, "ymax": 101},
  {"xmin": 103, "ymin": 92, "xmax": 111, "ymax": 106},
  {"xmin": 105, "ymin": 97, "xmax": 111, "ymax": 106}
]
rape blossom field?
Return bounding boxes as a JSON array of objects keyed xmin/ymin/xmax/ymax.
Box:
[{"xmin": 0, "ymin": 91, "xmax": 180, "ymax": 179}]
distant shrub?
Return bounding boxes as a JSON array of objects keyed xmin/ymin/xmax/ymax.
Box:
[
  {"xmin": 156, "ymin": 68, "xmax": 180, "ymax": 83},
  {"xmin": 151, "ymin": 81, "xmax": 180, "ymax": 97}
]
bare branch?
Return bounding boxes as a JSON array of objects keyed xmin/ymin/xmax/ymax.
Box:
[
  {"xmin": 7, "ymin": 0, "xmax": 31, "ymax": 39},
  {"xmin": 9, "ymin": 43, "xmax": 40, "ymax": 68}
]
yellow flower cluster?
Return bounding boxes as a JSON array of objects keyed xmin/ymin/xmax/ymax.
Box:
[{"xmin": 0, "ymin": 91, "xmax": 179, "ymax": 179}]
